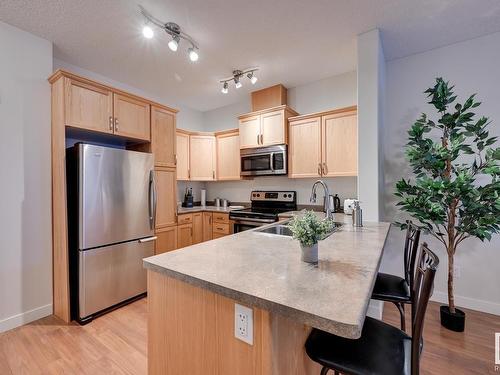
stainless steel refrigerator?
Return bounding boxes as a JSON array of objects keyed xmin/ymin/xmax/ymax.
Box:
[{"xmin": 67, "ymin": 143, "xmax": 156, "ymax": 323}]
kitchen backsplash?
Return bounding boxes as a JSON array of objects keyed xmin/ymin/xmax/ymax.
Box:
[{"xmin": 178, "ymin": 176, "xmax": 357, "ymax": 206}]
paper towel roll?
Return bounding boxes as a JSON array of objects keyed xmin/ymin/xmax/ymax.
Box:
[{"xmin": 201, "ymin": 189, "xmax": 206, "ymax": 207}]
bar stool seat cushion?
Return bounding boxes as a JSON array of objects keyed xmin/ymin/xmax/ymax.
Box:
[
  {"xmin": 372, "ymin": 272, "xmax": 411, "ymax": 303},
  {"xmin": 305, "ymin": 317, "xmax": 411, "ymax": 375}
]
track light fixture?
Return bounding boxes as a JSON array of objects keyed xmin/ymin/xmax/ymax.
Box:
[
  {"xmin": 219, "ymin": 68, "xmax": 259, "ymax": 94},
  {"xmin": 139, "ymin": 5, "xmax": 200, "ymax": 62}
]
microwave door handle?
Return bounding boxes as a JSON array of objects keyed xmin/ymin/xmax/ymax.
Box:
[{"xmin": 269, "ymin": 152, "xmax": 274, "ymax": 171}]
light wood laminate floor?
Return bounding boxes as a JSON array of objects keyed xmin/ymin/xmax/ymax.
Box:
[{"xmin": 0, "ymin": 298, "xmax": 498, "ymax": 374}]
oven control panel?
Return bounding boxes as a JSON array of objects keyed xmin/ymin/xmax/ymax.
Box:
[{"xmin": 251, "ymin": 191, "xmax": 296, "ymax": 202}]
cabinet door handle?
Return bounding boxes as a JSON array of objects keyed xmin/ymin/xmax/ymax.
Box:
[
  {"xmin": 175, "ymin": 154, "xmax": 177, "ymax": 165},
  {"xmin": 212, "ymin": 170, "xmax": 215, "ymax": 180},
  {"xmin": 318, "ymin": 163, "xmax": 322, "ymax": 176},
  {"xmin": 323, "ymin": 163, "xmax": 328, "ymax": 175},
  {"xmin": 188, "ymin": 169, "xmax": 190, "ymax": 179},
  {"xmin": 260, "ymin": 134, "xmax": 263, "ymax": 145},
  {"xmin": 109, "ymin": 116, "xmax": 113, "ymax": 130},
  {"xmin": 257, "ymin": 134, "xmax": 260, "ymax": 145},
  {"xmin": 114, "ymin": 117, "xmax": 119, "ymax": 131}
]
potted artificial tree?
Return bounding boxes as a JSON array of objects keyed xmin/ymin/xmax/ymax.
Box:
[
  {"xmin": 288, "ymin": 211, "xmax": 334, "ymax": 264},
  {"xmin": 395, "ymin": 78, "xmax": 500, "ymax": 331}
]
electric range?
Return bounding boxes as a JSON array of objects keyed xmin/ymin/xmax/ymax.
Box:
[{"xmin": 229, "ymin": 190, "xmax": 297, "ymax": 233}]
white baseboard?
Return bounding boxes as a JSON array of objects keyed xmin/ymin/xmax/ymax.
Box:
[
  {"xmin": 431, "ymin": 291, "xmax": 500, "ymax": 316},
  {"xmin": 366, "ymin": 299, "xmax": 384, "ymax": 320},
  {"xmin": 0, "ymin": 304, "xmax": 53, "ymax": 333}
]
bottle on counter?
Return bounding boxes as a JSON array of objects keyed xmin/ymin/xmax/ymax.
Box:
[{"xmin": 352, "ymin": 201, "xmax": 363, "ymax": 227}]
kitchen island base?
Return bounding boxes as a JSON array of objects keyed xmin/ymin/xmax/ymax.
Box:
[{"xmin": 148, "ymin": 270, "xmax": 322, "ymax": 375}]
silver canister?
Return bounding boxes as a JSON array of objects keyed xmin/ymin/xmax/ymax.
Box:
[
  {"xmin": 215, "ymin": 198, "xmax": 221, "ymax": 208},
  {"xmin": 352, "ymin": 201, "xmax": 363, "ymax": 227}
]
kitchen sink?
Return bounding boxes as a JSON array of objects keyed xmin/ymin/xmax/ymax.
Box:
[{"xmin": 256, "ymin": 222, "xmax": 343, "ymax": 238}]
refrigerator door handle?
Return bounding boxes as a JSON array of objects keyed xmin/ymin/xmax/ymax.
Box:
[
  {"xmin": 138, "ymin": 236, "xmax": 157, "ymax": 243},
  {"xmin": 149, "ymin": 170, "xmax": 157, "ymax": 230}
]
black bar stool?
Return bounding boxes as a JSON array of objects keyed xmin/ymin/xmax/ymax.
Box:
[
  {"xmin": 305, "ymin": 243, "xmax": 439, "ymax": 375},
  {"xmin": 371, "ymin": 221, "xmax": 421, "ymax": 331}
]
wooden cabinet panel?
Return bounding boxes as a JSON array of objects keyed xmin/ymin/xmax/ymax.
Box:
[
  {"xmin": 213, "ymin": 213, "xmax": 229, "ymax": 223},
  {"xmin": 177, "ymin": 223, "xmax": 193, "ymax": 248},
  {"xmin": 155, "ymin": 226, "xmax": 177, "ymax": 255},
  {"xmin": 113, "ymin": 93, "xmax": 151, "ymax": 141},
  {"xmin": 239, "ymin": 115, "xmax": 261, "ymax": 149},
  {"xmin": 177, "ymin": 214, "xmax": 193, "ymax": 225},
  {"xmin": 155, "ymin": 168, "xmax": 177, "ymax": 229},
  {"xmin": 213, "ymin": 223, "xmax": 230, "ymax": 235},
  {"xmin": 261, "ymin": 110, "xmax": 285, "ymax": 146},
  {"xmin": 176, "ymin": 132, "xmax": 190, "ymax": 180},
  {"xmin": 190, "ymin": 135, "xmax": 216, "ymax": 181},
  {"xmin": 152, "ymin": 106, "xmax": 176, "ymax": 167},
  {"xmin": 212, "ymin": 232, "xmax": 226, "ymax": 239},
  {"xmin": 289, "ymin": 117, "xmax": 322, "ymax": 178},
  {"xmin": 202, "ymin": 212, "xmax": 213, "ymax": 242},
  {"xmin": 192, "ymin": 212, "xmax": 203, "ymax": 245},
  {"xmin": 64, "ymin": 78, "xmax": 113, "ymax": 133},
  {"xmin": 216, "ymin": 131, "xmax": 240, "ymax": 181},
  {"xmin": 322, "ymin": 112, "xmax": 358, "ymax": 177}
]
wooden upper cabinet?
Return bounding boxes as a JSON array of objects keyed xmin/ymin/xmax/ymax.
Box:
[
  {"xmin": 155, "ymin": 167, "xmax": 177, "ymax": 229},
  {"xmin": 113, "ymin": 93, "xmax": 151, "ymax": 141},
  {"xmin": 190, "ymin": 135, "xmax": 216, "ymax": 181},
  {"xmin": 64, "ymin": 78, "xmax": 113, "ymax": 133},
  {"xmin": 155, "ymin": 226, "xmax": 177, "ymax": 255},
  {"xmin": 239, "ymin": 115, "xmax": 261, "ymax": 149},
  {"xmin": 176, "ymin": 131, "xmax": 190, "ymax": 180},
  {"xmin": 288, "ymin": 106, "xmax": 358, "ymax": 178},
  {"xmin": 216, "ymin": 130, "xmax": 240, "ymax": 180},
  {"xmin": 322, "ymin": 112, "xmax": 358, "ymax": 177},
  {"xmin": 152, "ymin": 106, "xmax": 176, "ymax": 167},
  {"xmin": 192, "ymin": 212, "xmax": 203, "ymax": 245},
  {"xmin": 261, "ymin": 110, "xmax": 285, "ymax": 146},
  {"xmin": 289, "ymin": 117, "xmax": 322, "ymax": 178}
]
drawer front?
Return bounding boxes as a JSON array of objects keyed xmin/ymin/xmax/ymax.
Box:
[
  {"xmin": 212, "ymin": 232, "xmax": 227, "ymax": 239},
  {"xmin": 178, "ymin": 214, "xmax": 193, "ymax": 225},
  {"xmin": 213, "ymin": 223, "xmax": 230, "ymax": 235},
  {"xmin": 213, "ymin": 213, "xmax": 229, "ymax": 223}
]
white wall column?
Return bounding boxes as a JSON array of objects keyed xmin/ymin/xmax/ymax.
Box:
[{"xmin": 357, "ymin": 29, "xmax": 386, "ymax": 222}]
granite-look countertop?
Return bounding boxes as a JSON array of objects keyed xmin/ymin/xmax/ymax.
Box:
[
  {"xmin": 143, "ymin": 214, "xmax": 390, "ymax": 339},
  {"xmin": 177, "ymin": 205, "xmax": 246, "ymax": 214}
]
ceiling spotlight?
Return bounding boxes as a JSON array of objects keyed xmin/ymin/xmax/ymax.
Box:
[
  {"xmin": 235, "ymin": 77, "xmax": 242, "ymax": 89},
  {"xmin": 168, "ymin": 36, "xmax": 179, "ymax": 51},
  {"xmin": 139, "ymin": 6, "xmax": 199, "ymax": 62},
  {"xmin": 247, "ymin": 72, "xmax": 258, "ymax": 85},
  {"xmin": 221, "ymin": 82, "xmax": 228, "ymax": 94},
  {"xmin": 142, "ymin": 25, "xmax": 154, "ymax": 39},
  {"xmin": 188, "ymin": 47, "xmax": 199, "ymax": 62}
]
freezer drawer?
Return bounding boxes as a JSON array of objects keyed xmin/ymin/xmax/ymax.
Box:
[{"xmin": 78, "ymin": 238, "xmax": 154, "ymax": 319}]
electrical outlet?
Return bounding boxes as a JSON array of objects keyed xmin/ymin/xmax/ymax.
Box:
[
  {"xmin": 234, "ymin": 303, "xmax": 253, "ymax": 345},
  {"xmin": 454, "ymin": 265, "xmax": 461, "ymax": 278}
]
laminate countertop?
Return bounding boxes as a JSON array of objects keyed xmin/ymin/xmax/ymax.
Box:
[
  {"xmin": 143, "ymin": 213, "xmax": 390, "ymax": 339},
  {"xmin": 176, "ymin": 205, "xmax": 246, "ymax": 214}
]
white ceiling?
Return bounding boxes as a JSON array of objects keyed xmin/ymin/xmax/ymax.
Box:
[{"xmin": 2, "ymin": 0, "xmax": 500, "ymax": 111}]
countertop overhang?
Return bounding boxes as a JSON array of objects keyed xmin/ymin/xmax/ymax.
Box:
[{"xmin": 144, "ymin": 213, "xmax": 391, "ymax": 339}]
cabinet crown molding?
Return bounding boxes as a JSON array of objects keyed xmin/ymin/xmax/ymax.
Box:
[
  {"xmin": 48, "ymin": 69, "xmax": 179, "ymax": 114},
  {"xmin": 238, "ymin": 105, "xmax": 298, "ymax": 120},
  {"xmin": 288, "ymin": 105, "xmax": 357, "ymax": 122}
]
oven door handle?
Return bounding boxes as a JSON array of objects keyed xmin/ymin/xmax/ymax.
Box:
[{"xmin": 231, "ymin": 218, "xmax": 277, "ymax": 224}]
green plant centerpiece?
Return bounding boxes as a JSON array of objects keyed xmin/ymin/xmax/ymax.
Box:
[
  {"xmin": 395, "ymin": 77, "xmax": 500, "ymax": 331},
  {"xmin": 287, "ymin": 210, "xmax": 334, "ymax": 263}
]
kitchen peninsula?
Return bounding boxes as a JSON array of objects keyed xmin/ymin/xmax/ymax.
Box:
[{"xmin": 144, "ymin": 214, "xmax": 390, "ymax": 374}]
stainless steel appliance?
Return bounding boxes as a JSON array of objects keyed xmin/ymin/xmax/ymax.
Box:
[
  {"xmin": 240, "ymin": 145, "xmax": 287, "ymax": 176},
  {"xmin": 67, "ymin": 144, "xmax": 156, "ymax": 324},
  {"xmin": 230, "ymin": 190, "xmax": 297, "ymax": 232}
]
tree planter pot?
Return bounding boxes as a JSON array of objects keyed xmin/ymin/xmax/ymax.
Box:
[
  {"xmin": 440, "ymin": 305, "xmax": 465, "ymax": 332},
  {"xmin": 301, "ymin": 243, "xmax": 318, "ymax": 264}
]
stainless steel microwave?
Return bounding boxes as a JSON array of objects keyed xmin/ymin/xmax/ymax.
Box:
[{"xmin": 240, "ymin": 145, "xmax": 287, "ymax": 176}]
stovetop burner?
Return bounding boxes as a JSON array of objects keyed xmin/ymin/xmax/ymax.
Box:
[{"xmin": 229, "ymin": 190, "xmax": 297, "ymax": 221}]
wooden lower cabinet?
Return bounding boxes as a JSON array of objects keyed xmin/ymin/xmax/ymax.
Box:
[
  {"xmin": 203, "ymin": 212, "xmax": 213, "ymax": 242},
  {"xmin": 177, "ymin": 223, "xmax": 193, "ymax": 248},
  {"xmin": 192, "ymin": 212, "xmax": 203, "ymax": 244},
  {"xmin": 155, "ymin": 226, "xmax": 177, "ymax": 255}
]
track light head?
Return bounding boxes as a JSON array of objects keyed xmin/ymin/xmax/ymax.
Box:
[
  {"xmin": 142, "ymin": 25, "xmax": 154, "ymax": 39},
  {"xmin": 188, "ymin": 47, "xmax": 199, "ymax": 62},
  {"xmin": 221, "ymin": 82, "xmax": 229, "ymax": 94},
  {"xmin": 168, "ymin": 35, "xmax": 179, "ymax": 51},
  {"xmin": 235, "ymin": 77, "xmax": 242, "ymax": 89},
  {"xmin": 247, "ymin": 72, "xmax": 258, "ymax": 84}
]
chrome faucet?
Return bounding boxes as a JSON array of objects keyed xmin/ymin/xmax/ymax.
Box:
[{"xmin": 310, "ymin": 180, "xmax": 333, "ymax": 219}]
